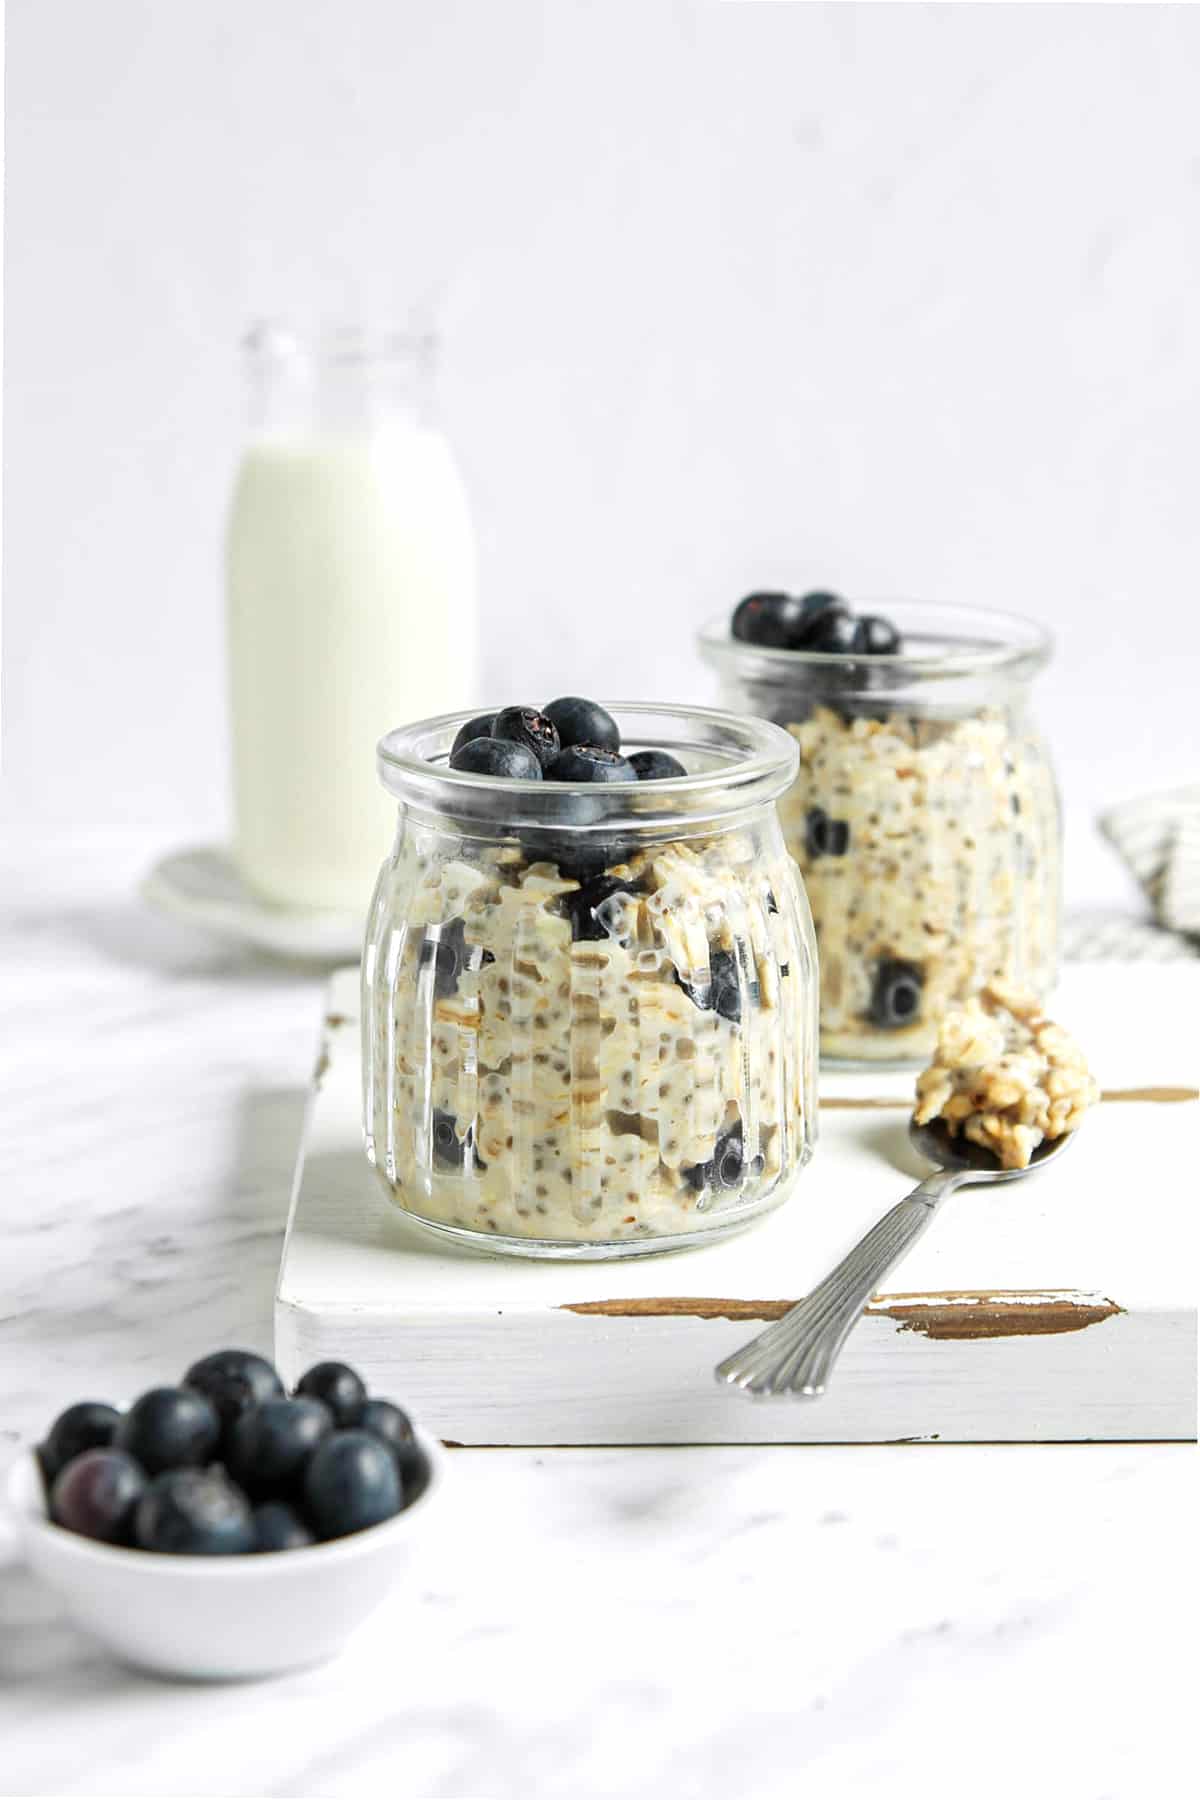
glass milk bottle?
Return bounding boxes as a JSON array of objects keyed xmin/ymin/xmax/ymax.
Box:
[{"xmin": 226, "ymin": 322, "xmax": 478, "ymax": 914}]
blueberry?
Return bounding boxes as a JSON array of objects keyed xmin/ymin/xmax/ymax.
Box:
[
  {"xmin": 492, "ymin": 706, "xmax": 561, "ymax": 771},
  {"xmin": 430, "ymin": 1107, "xmax": 485, "ymax": 1172},
  {"xmin": 675, "ymin": 946, "xmax": 747, "ymax": 1023},
  {"xmin": 359, "ymin": 1399, "xmax": 415, "ymax": 1458},
  {"xmin": 805, "ymin": 807, "xmax": 850, "ymax": 859},
  {"xmin": 51, "ymin": 1449, "xmax": 146, "ymax": 1545},
  {"xmin": 712, "ymin": 949, "xmax": 747, "ymax": 1020},
  {"xmin": 791, "ymin": 590, "xmax": 849, "ymax": 640},
  {"xmin": 563, "ymin": 874, "xmax": 637, "ymax": 943},
  {"xmin": 294, "ymin": 1362, "xmax": 368, "ymax": 1429},
  {"xmin": 545, "ymin": 745, "xmax": 636, "ymax": 783},
  {"xmin": 853, "ymin": 614, "xmax": 902, "ymax": 655},
  {"xmin": 303, "ymin": 1430, "xmax": 403, "ymax": 1540},
  {"xmin": 183, "ymin": 1349, "xmax": 284, "ymax": 1448},
  {"xmin": 731, "ymin": 592, "xmax": 809, "ymax": 648},
  {"xmin": 114, "ymin": 1387, "xmax": 220, "ymax": 1476},
  {"xmin": 252, "ymin": 1500, "xmax": 315, "ymax": 1553},
  {"xmin": 450, "ymin": 712, "xmax": 497, "ymax": 759},
  {"xmin": 525, "ymin": 835, "xmax": 623, "ymax": 882},
  {"xmin": 420, "ymin": 917, "xmax": 493, "ymax": 1001},
  {"xmin": 544, "ymin": 697, "xmax": 620, "ymax": 753},
  {"xmin": 868, "ymin": 958, "xmax": 924, "ymax": 1029},
  {"xmin": 135, "ymin": 1467, "xmax": 255, "ymax": 1555},
  {"xmin": 803, "ymin": 603, "xmax": 858, "ymax": 653},
  {"xmin": 38, "ymin": 1401, "xmax": 121, "ymax": 1488},
  {"xmin": 683, "ymin": 1121, "xmax": 746, "ymax": 1193},
  {"xmin": 628, "ymin": 749, "xmax": 687, "ymax": 781},
  {"xmin": 228, "ymin": 1397, "xmax": 333, "ymax": 1495},
  {"xmin": 394, "ymin": 1441, "xmax": 430, "ymax": 1501},
  {"xmin": 449, "ymin": 737, "xmax": 543, "ymax": 779}
]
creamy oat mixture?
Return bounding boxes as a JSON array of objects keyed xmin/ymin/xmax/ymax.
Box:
[
  {"xmin": 777, "ymin": 705, "xmax": 1060, "ymax": 1061},
  {"xmin": 365, "ymin": 828, "xmax": 814, "ymax": 1244},
  {"xmin": 913, "ymin": 982, "xmax": 1098, "ymax": 1170}
]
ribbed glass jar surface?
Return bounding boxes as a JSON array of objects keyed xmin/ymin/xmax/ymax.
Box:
[
  {"xmin": 362, "ymin": 704, "xmax": 818, "ymax": 1258},
  {"xmin": 700, "ymin": 604, "xmax": 1061, "ymax": 1067}
]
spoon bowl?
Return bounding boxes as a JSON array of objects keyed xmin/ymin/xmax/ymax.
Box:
[{"xmin": 907, "ymin": 1115, "xmax": 1076, "ymax": 1183}]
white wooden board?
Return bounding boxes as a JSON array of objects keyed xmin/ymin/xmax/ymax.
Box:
[{"xmin": 276, "ymin": 966, "xmax": 1198, "ymax": 1443}]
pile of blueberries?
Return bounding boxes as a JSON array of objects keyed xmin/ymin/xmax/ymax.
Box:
[
  {"xmin": 37, "ymin": 1351, "xmax": 427, "ymax": 1555},
  {"xmin": 731, "ymin": 590, "xmax": 902, "ymax": 656},
  {"xmin": 447, "ymin": 697, "xmax": 686, "ymax": 784}
]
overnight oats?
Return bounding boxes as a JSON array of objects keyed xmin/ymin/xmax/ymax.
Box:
[
  {"xmin": 362, "ymin": 701, "xmax": 818, "ymax": 1258},
  {"xmin": 701, "ymin": 596, "xmax": 1061, "ymax": 1065},
  {"xmin": 914, "ymin": 983, "xmax": 1098, "ymax": 1170}
]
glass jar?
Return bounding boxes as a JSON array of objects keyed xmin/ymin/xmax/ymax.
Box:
[
  {"xmin": 362, "ymin": 704, "xmax": 818, "ymax": 1258},
  {"xmin": 227, "ymin": 321, "xmax": 477, "ymax": 915},
  {"xmin": 700, "ymin": 604, "xmax": 1061, "ymax": 1066}
]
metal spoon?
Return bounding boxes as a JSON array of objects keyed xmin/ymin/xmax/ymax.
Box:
[{"xmin": 715, "ymin": 1117, "xmax": 1075, "ymax": 1398}]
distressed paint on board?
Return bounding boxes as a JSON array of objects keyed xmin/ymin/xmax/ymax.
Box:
[{"xmin": 561, "ymin": 1289, "xmax": 1124, "ymax": 1339}]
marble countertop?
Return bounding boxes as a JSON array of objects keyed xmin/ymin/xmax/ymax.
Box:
[{"xmin": 0, "ymin": 841, "xmax": 1191, "ymax": 1799}]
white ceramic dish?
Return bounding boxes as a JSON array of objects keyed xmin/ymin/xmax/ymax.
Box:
[
  {"xmin": 6, "ymin": 1430, "xmax": 445, "ymax": 1681},
  {"xmin": 140, "ymin": 845, "xmax": 364, "ymax": 963}
]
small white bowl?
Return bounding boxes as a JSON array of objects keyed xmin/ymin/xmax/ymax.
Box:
[{"xmin": 6, "ymin": 1431, "xmax": 445, "ymax": 1681}]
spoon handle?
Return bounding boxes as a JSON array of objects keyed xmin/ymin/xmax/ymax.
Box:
[{"xmin": 714, "ymin": 1177, "xmax": 952, "ymax": 1397}]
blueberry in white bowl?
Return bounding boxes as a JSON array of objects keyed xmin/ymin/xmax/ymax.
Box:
[
  {"xmin": 135, "ymin": 1466, "xmax": 257, "ymax": 1556},
  {"xmin": 37, "ymin": 1400, "xmax": 122, "ymax": 1487},
  {"xmin": 252, "ymin": 1500, "xmax": 315, "ymax": 1553},
  {"xmin": 113, "ymin": 1387, "xmax": 221, "ymax": 1475},
  {"xmin": 50, "ymin": 1447, "xmax": 146, "ymax": 1545},
  {"xmin": 294, "ymin": 1359, "xmax": 367, "ymax": 1427},
  {"xmin": 6, "ymin": 1350, "xmax": 444, "ymax": 1679},
  {"xmin": 227, "ymin": 1396, "xmax": 334, "ymax": 1496},
  {"xmin": 183, "ymin": 1348, "xmax": 284, "ymax": 1450}
]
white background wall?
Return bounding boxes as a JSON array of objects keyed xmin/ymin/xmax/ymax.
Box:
[{"xmin": 4, "ymin": 0, "xmax": 1199, "ymax": 904}]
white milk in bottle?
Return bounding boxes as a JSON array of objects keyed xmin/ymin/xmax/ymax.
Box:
[{"xmin": 227, "ymin": 323, "xmax": 477, "ymax": 914}]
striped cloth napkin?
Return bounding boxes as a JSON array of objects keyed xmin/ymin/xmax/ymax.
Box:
[{"xmin": 1096, "ymin": 784, "xmax": 1200, "ymax": 946}]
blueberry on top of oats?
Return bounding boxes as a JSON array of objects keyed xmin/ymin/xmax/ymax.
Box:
[
  {"xmin": 450, "ymin": 712, "xmax": 498, "ymax": 758},
  {"xmin": 853, "ymin": 615, "xmax": 901, "ymax": 655},
  {"xmin": 449, "ymin": 736, "xmax": 542, "ymax": 779},
  {"xmin": 440, "ymin": 701, "xmax": 691, "ymax": 785},
  {"xmin": 544, "ymin": 696, "xmax": 620, "ymax": 753},
  {"xmin": 629, "ymin": 749, "xmax": 687, "ymax": 781},
  {"xmin": 730, "ymin": 589, "xmax": 903, "ymax": 656},
  {"xmin": 545, "ymin": 743, "xmax": 636, "ymax": 783},
  {"xmin": 732, "ymin": 592, "xmax": 812, "ymax": 648},
  {"xmin": 492, "ymin": 706, "xmax": 561, "ymax": 771}
]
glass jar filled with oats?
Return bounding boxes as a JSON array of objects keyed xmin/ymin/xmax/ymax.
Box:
[
  {"xmin": 362, "ymin": 703, "xmax": 818, "ymax": 1257},
  {"xmin": 700, "ymin": 599, "xmax": 1061, "ymax": 1066}
]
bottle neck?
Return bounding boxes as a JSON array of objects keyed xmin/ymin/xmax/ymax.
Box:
[{"xmin": 243, "ymin": 322, "xmax": 436, "ymax": 438}]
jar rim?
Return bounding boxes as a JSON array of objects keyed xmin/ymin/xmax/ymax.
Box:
[
  {"xmin": 698, "ymin": 600, "xmax": 1054, "ymax": 683},
  {"xmin": 377, "ymin": 702, "xmax": 800, "ymax": 833}
]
